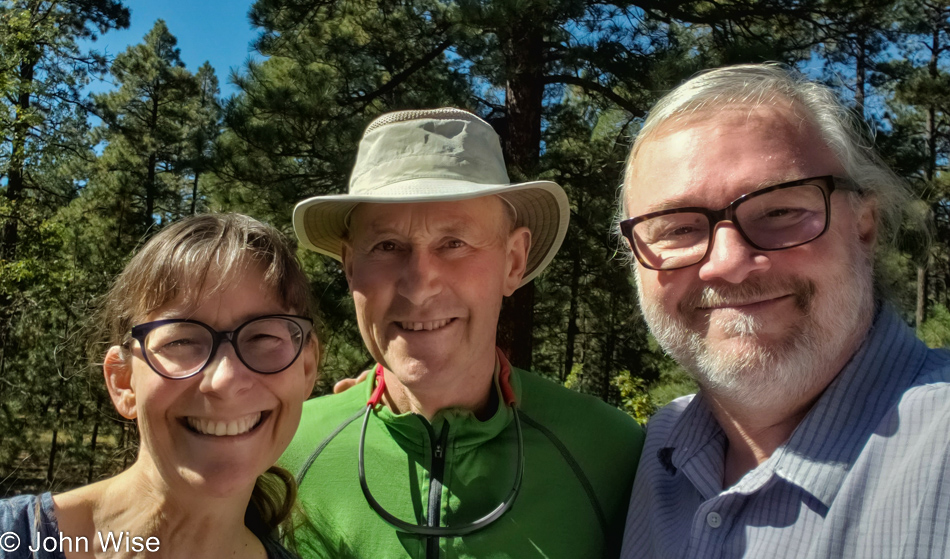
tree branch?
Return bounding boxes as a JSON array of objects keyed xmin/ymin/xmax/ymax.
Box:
[
  {"xmin": 545, "ymin": 74, "xmax": 645, "ymax": 117},
  {"xmin": 348, "ymin": 36, "xmax": 454, "ymax": 112}
]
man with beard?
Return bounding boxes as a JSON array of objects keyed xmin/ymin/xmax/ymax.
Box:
[{"xmin": 618, "ymin": 64, "xmax": 950, "ymax": 558}]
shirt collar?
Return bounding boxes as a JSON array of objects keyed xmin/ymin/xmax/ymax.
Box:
[
  {"xmin": 661, "ymin": 391, "xmax": 728, "ymax": 500},
  {"xmin": 657, "ymin": 305, "xmax": 930, "ymax": 506},
  {"xmin": 363, "ymin": 348, "xmax": 521, "ymax": 449}
]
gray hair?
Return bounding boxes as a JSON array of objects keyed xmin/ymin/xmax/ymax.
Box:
[{"xmin": 621, "ymin": 63, "xmax": 921, "ymax": 251}]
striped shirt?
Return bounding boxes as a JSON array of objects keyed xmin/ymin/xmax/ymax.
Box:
[{"xmin": 621, "ymin": 306, "xmax": 950, "ymax": 559}]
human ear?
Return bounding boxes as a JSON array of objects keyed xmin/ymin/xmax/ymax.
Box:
[
  {"xmin": 503, "ymin": 227, "xmax": 532, "ymax": 296},
  {"xmin": 104, "ymin": 346, "xmax": 137, "ymax": 419},
  {"xmin": 857, "ymin": 194, "xmax": 879, "ymax": 249},
  {"xmin": 341, "ymin": 242, "xmax": 355, "ymax": 291},
  {"xmin": 302, "ymin": 337, "xmax": 319, "ymax": 398}
]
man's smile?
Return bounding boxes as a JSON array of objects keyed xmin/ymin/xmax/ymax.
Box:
[
  {"xmin": 698, "ymin": 294, "xmax": 795, "ymax": 312},
  {"xmin": 396, "ymin": 318, "xmax": 457, "ymax": 331}
]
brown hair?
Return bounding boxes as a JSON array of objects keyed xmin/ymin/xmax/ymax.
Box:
[
  {"xmin": 95, "ymin": 212, "xmax": 316, "ymax": 537},
  {"xmin": 99, "ymin": 213, "xmax": 314, "ymax": 351}
]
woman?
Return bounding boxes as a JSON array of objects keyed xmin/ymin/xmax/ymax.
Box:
[{"xmin": 0, "ymin": 213, "xmax": 318, "ymax": 558}]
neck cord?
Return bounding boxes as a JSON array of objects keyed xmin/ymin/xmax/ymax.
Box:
[{"xmin": 358, "ymin": 364, "xmax": 525, "ymax": 537}]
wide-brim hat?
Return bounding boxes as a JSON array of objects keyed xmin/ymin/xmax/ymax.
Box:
[{"xmin": 293, "ymin": 107, "xmax": 569, "ymax": 286}]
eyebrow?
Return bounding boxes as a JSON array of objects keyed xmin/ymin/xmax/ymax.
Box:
[
  {"xmin": 149, "ymin": 310, "xmax": 284, "ymax": 327},
  {"xmin": 641, "ymin": 174, "xmax": 809, "ymax": 214}
]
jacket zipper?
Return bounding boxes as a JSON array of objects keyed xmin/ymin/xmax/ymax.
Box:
[{"xmin": 425, "ymin": 419, "xmax": 450, "ymax": 559}]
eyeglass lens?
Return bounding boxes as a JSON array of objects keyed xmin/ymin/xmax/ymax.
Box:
[
  {"xmin": 631, "ymin": 183, "xmax": 828, "ymax": 270},
  {"xmin": 142, "ymin": 318, "xmax": 305, "ymax": 378}
]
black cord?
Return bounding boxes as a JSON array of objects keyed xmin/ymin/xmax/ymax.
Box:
[{"xmin": 357, "ymin": 403, "xmax": 525, "ymax": 537}]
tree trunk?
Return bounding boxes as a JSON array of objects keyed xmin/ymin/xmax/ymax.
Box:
[
  {"xmin": 145, "ymin": 95, "xmax": 161, "ymax": 225},
  {"xmin": 917, "ymin": 29, "xmax": 939, "ymax": 329},
  {"xmin": 1, "ymin": 60, "xmax": 36, "ymax": 260},
  {"xmin": 600, "ymin": 290, "xmax": 617, "ymax": 402},
  {"xmin": 146, "ymin": 151, "xmax": 158, "ymax": 224},
  {"xmin": 854, "ymin": 34, "xmax": 866, "ymax": 119},
  {"xmin": 563, "ymin": 235, "xmax": 581, "ymax": 382},
  {"xmin": 191, "ymin": 171, "xmax": 200, "ymax": 215},
  {"xmin": 86, "ymin": 398, "xmax": 102, "ymax": 483},
  {"xmin": 46, "ymin": 399, "xmax": 63, "ymax": 484},
  {"xmin": 944, "ymin": 259, "xmax": 949, "ymax": 308},
  {"xmin": 497, "ymin": 17, "xmax": 544, "ymax": 370}
]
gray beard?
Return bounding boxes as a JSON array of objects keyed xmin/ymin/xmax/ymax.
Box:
[{"xmin": 635, "ymin": 251, "xmax": 874, "ymax": 409}]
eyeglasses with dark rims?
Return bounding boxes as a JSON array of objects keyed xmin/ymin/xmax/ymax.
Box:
[
  {"xmin": 619, "ymin": 175, "xmax": 864, "ymax": 271},
  {"xmin": 127, "ymin": 314, "xmax": 314, "ymax": 379}
]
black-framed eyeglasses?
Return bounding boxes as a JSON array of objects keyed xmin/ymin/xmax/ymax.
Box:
[
  {"xmin": 619, "ymin": 175, "xmax": 863, "ymax": 271},
  {"xmin": 128, "ymin": 314, "xmax": 314, "ymax": 379}
]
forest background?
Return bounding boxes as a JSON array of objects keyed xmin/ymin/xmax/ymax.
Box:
[{"xmin": 2, "ymin": 0, "xmax": 949, "ymax": 495}]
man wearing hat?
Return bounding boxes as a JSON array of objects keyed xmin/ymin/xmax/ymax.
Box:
[{"xmin": 281, "ymin": 107, "xmax": 644, "ymax": 558}]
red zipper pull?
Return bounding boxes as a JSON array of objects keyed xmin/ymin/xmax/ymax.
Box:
[{"xmin": 367, "ymin": 364, "xmax": 386, "ymax": 407}]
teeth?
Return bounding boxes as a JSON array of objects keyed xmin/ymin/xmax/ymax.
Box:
[
  {"xmin": 400, "ymin": 319, "xmax": 451, "ymax": 331},
  {"xmin": 187, "ymin": 412, "xmax": 262, "ymax": 437}
]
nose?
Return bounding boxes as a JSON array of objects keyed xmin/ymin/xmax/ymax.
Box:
[
  {"xmin": 697, "ymin": 222, "xmax": 771, "ymax": 283},
  {"xmin": 397, "ymin": 249, "xmax": 442, "ymax": 304},
  {"xmin": 199, "ymin": 341, "xmax": 254, "ymax": 397}
]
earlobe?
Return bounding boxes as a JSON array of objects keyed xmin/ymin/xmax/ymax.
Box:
[
  {"xmin": 104, "ymin": 346, "xmax": 137, "ymax": 419},
  {"xmin": 504, "ymin": 227, "xmax": 532, "ymax": 296}
]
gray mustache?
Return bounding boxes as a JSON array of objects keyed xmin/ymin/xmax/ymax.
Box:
[{"xmin": 680, "ymin": 278, "xmax": 817, "ymax": 313}]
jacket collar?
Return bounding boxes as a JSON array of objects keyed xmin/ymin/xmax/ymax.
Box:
[{"xmin": 361, "ymin": 348, "xmax": 521, "ymax": 450}]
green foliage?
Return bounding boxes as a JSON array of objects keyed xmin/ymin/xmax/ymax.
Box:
[
  {"xmin": 648, "ymin": 367, "xmax": 699, "ymax": 410},
  {"xmin": 613, "ymin": 370, "xmax": 655, "ymax": 425},
  {"xmin": 0, "ymin": 0, "xmax": 131, "ymax": 496},
  {"xmin": 5, "ymin": 0, "xmax": 950, "ymax": 498},
  {"xmin": 919, "ymin": 304, "xmax": 950, "ymax": 348}
]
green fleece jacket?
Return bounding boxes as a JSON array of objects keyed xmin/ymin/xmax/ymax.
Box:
[{"xmin": 281, "ymin": 364, "xmax": 644, "ymax": 558}]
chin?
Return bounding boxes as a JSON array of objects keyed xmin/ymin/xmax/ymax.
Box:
[{"xmin": 391, "ymin": 356, "xmax": 445, "ymax": 385}]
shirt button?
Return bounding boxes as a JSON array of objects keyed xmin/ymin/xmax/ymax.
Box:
[{"xmin": 706, "ymin": 512, "xmax": 722, "ymax": 528}]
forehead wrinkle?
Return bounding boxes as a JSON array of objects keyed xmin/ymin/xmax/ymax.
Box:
[{"xmin": 354, "ymin": 209, "xmax": 485, "ymax": 238}]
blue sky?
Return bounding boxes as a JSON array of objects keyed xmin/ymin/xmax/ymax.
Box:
[{"xmin": 80, "ymin": 0, "xmax": 260, "ymax": 97}]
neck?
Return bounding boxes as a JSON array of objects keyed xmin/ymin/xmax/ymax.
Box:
[
  {"xmin": 54, "ymin": 461, "xmax": 264, "ymax": 558},
  {"xmin": 707, "ymin": 392, "xmax": 817, "ymax": 488},
  {"xmin": 381, "ymin": 353, "xmax": 498, "ymax": 421}
]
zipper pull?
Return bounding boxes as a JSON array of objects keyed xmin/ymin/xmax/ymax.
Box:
[{"xmin": 435, "ymin": 444, "xmax": 444, "ymax": 458}]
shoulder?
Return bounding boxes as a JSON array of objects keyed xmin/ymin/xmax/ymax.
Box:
[
  {"xmin": 893, "ymin": 346, "xmax": 950, "ymax": 425},
  {"xmin": 0, "ymin": 493, "xmax": 58, "ymax": 558},
  {"xmin": 645, "ymin": 394, "xmax": 695, "ymax": 434},
  {"xmin": 0, "ymin": 492, "xmax": 49, "ymax": 527},
  {"xmin": 281, "ymin": 384, "xmax": 366, "ymax": 474},
  {"xmin": 301, "ymin": 383, "xmax": 367, "ymax": 422},
  {"xmin": 514, "ymin": 368, "xmax": 644, "ymax": 470},
  {"xmin": 893, "ymin": 350, "xmax": 950, "ymax": 435},
  {"xmin": 516, "ymin": 368, "xmax": 643, "ymax": 439},
  {"xmin": 636, "ymin": 394, "xmax": 697, "ymax": 462},
  {"xmin": 911, "ymin": 345, "xmax": 950, "ymax": 387}
]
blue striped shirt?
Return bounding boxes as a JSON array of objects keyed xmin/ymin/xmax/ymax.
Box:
[{"xmin": 621, "ymin": 306, "xmax": 950, "ymax": 558}]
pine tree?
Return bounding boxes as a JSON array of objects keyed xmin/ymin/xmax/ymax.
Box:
[{"xmin": 91, "ymin": 19, "xmax": 204, "ymax": 233}]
